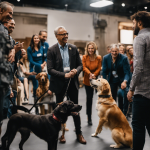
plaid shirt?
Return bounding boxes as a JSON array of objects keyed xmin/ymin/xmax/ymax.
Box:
[{"xmin": 130, "ymin": 28, "xmax": 150, "ymax": 99}]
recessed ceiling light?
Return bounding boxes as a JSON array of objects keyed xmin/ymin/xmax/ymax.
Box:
[
  {"xmin": 144, "ymin": 7, "xmax": 147, "ymax": 9},
  {"xmin": 65, "ymin": 4, "xmax": 68, "ymax": 7},
  {"xmin": 122, "ymin": 3, "xmax": 125, "ymax": 7},
  {"xmin": 90, "ymin": 0, "xmax": 113, "ymax": 8},
  {"xmin": 17, "ymin": 0, "xmax": 20, "ymax": 2}
]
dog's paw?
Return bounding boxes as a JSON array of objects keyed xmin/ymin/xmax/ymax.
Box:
[
  {"xmin": 91, "ymin": 133, "xmax": 97, "ymax": 137},
  {"xmin": 110, "ymin": 144, "xmax": 123, "ymax": 148},
  {"xmin": 110, "ymin": 144, "xmax": 116, "ymax": 148}
]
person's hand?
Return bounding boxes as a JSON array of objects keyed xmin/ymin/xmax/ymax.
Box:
[
  {"xmin": 65, "ymin": 72, "xmax": 71, "ymax": 78},
  {"xmin": 8, "ymin": 49, "xmax": 15, "ymax": 63},
  {"xmin": 10, "ymin": 90, "xmax": 14, "ymax": 98},
  {"xmin": 121, "ymin": 81, "xmax": 127, "ymax": 89},
  {"xmin": 89, "ymin": 73, "xmax": 93, "ymax": 79},
  {"xmin": 127, "ymin": 90, "xmax": 134, "ymax": 102},
  {"xmin": 70, "ymin": 69, "xmax": 77, "ymax": 78},
  {"xmin": 92, "ymin": 74, "xmax": 96, "ymax": 79},
  {"xmin": 71, "ymin": 69, "xmax": 77, "ymax": 74},
  {"xmin": 48, "ymin": 90, "xmax": 53, "ymax": 96},
  {"xmin": 41, "ymin": 64, "xmax": 45, "ymax": 70},
  {"xmin": 89, "ymin": 73, "xmax": 96, "ymax": 79},
  {"xmin": 14, "ymin": 42, "xmax": 24, "ymax": 53},
  {"xmin": 31, "ymin": 72, "xmax": 37, "ymax": 75},
  {"xmin": 21, "ymin": 49, "xmax": 26, "ymax": 56},
  {"xmin": 43, "ymin": 62, "xmax": 46, "ymax": 66}
]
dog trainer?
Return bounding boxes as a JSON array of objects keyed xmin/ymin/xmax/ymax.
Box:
[
  {"xmin": 127, "ymin": 11, "xmax": 150, "ymax": 150},
  {"xmin": 47, "ymin": 26, "xmax": 86, "ymax": 144}
]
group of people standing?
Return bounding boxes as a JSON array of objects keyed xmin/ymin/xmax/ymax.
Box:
[{"xmin": 0, "ymin": 1, "xmax": 150, "ymax": 150}]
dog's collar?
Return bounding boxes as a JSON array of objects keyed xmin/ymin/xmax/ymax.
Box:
[
  {"xmin": 98, "ymin": 101, "xmax": 116, "ymax": 105},
  {"xmin": 98, "ymin": 95, "xmax": 111, "ymax": 98},
  {"xmin": 53, "ymin": 114, "xmax": 60, "ymax": 122}
]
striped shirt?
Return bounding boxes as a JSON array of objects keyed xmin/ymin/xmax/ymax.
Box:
[{"xmin": 129, "ymin": 28, "xmax": 150, "ymax": 99}]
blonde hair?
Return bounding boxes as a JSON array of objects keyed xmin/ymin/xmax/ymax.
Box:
[
  {"xmin": 19, "ymin": 51, "xmax": 29, "ymax": 70},
  {"xmin": 85, "ymin": 41, "xmax": 97, "ymax": 58}
]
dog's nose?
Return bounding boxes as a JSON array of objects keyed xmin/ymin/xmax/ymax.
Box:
[
  {"xmin": 79, "ymin": 105, "xmax": 82, "ymax": 109},
  {"xmin": 42, "ymin": 78, "xmax": 44, "ymax": 81}
]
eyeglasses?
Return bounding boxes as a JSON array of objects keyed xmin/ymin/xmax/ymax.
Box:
[{"xmin": 57, "ymin": 33, "xmax": 69, "ymax": 36}]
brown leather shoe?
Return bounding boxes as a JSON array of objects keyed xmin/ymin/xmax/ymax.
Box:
[
  {"xmin": 59, "ymin": 135, "xmax": 66, "ymax": 143},
  {"xmin": 77, "ymin": 134, "xmax": 86, "ymax": 144}
]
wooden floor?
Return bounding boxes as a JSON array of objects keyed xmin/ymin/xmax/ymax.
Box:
[{"xmin": 1, "ymin": 87, "xmax": 150, "ymax": 150}]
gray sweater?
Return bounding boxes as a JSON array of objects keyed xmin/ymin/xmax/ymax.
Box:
[{"xmin": 130, "ymin": 28, "xmax": 150, "ymax": 99}]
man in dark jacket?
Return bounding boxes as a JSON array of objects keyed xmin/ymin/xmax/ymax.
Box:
[
  {"xmin": 102, "ymin": 44, "xmax": 130, "ymax": 115},
  {"xmin": 47, "ymin": 26, "xmax": 86, "ymax": 144}
]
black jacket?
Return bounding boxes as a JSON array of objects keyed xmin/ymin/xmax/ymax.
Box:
[{"xmin": 47, "ymin": 43, "xmax": 82, "ymax": 94}]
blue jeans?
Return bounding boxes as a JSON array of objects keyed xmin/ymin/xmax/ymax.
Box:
[
  {"xmin": 132, "ymin": 94, "xmax": 150, "ymax": 150},
  {"xmin": 117, "ymin": 88, "xmax": 124, "ymax": 112},
  {"xmin": 18, "ymin": 76, "xmax": 24, "ymax": 83},
  {"xmin": 110, "ymin": 82, "xmax": 129, "ymax": 115},
  {"xmin": 28, "ymin": 75, "xmax": 38, "ymax": 97}
]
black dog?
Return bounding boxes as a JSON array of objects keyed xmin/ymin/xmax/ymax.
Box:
[{"xmin": 2, "ymin": 101, "xmax": 82, "ymax": 150}]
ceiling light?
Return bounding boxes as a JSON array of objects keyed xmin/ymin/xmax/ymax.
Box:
[
  {"xmin": 17, "ymin": 0, "xmax": 20, "ymax": 2},
  {"xmin": 65, "ymin": 4, "xmax": 68, "ymax": 7},
  {"xmin": 122, "ymin": 3, "xmax": 125, "ymax": 7},
  {"xmin": 144, "ymin": 7, "xmax": 147, "ymax": 9},
  {"xmin": 90, "ymin": 0, "xmax": 113, "ymax": 8}
]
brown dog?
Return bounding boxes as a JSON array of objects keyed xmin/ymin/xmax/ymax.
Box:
[
  {"xmin": 36, "ymin": 72, "xmax": 50, "ymax": 115},
  {"xmin": 90, "ymin": 78, "xmax": 132, "ymax": 149}
]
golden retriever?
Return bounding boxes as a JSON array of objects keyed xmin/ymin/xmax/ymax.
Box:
[
  {"xmin": 90, "ymin": 78, "xmax": 132, "ymax": 149},
  {"xmin": 36, "ymin": 72, "xmax": 50, "ymax": 115}
]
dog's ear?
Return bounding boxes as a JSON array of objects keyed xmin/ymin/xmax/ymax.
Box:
[
  {"xmin": 59, "ymin": 103, "xmax": 67, "ymax": 113},
  {"xmin": 102, "ymin": 84, "xmax": 109, "ymax": 94},
  {"xmin": 35, "ymin": 73, "xmax": 41, "ymax": 80},
  {"xmin": 45, "ymin": 73, "xmax": 48, "ymax": 80}
]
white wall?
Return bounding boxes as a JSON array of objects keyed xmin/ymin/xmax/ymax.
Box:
[
  {"xmin": 13, "ymin": 7, "xmax": 131, "ymax": 51},
  {"xmin": 99, "ymin": 15, "xmax": 131, "ymax": 47},
  {"xmin": 13, "ymin": 7, "xmax": 95, "ymax": 46},
  {"xmin": 11, "ymin": 15, "xmax": 47, "ymax": 39}
]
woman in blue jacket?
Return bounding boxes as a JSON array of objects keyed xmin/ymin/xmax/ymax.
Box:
[{"xmin": 27, "ymin": 34, "xmax": 46, "ymax": 98}]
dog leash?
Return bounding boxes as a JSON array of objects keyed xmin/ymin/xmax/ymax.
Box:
[
  {"xmin": 126, "ymin": 102, "xmax": 131, "ymax": 118},
  {"xmin": 28, "ymin": 89, "xmax": 49, "ymax": 113},
  {"xmin": 9, "ymin": 89, "xmax": 49, "ymax": 114},
  {"xmin": 10, "ymin": 78, "xmax": 71, "ymax": 114},
  {"xmin": 9, "ymin": 97, "xmax": 29, "ymax": 113},
  {"xmin": 62, "ymin": 78, "xmax": 71, "ymax": 100}
]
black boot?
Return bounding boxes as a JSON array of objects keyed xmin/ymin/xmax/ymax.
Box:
[{"xmin": 87, "ymin": 115, "xmax": 92, "ymax": 126}]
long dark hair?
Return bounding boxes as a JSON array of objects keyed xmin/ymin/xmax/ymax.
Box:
[{"xmin": 30, "ymin": 34, "xmax": 41, "ymax": 52}]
